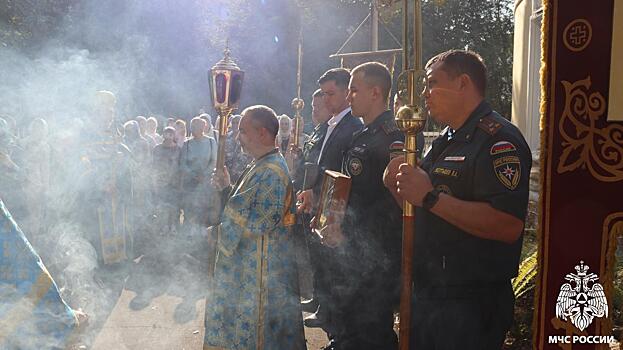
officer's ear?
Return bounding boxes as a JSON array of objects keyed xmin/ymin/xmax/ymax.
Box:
[
  {"xmin": 458, "ymin": 73, "xmax": 472, "ymax": 92},
  {"xmin": 372, "ymin": 85, "xmax": 383, "ymax": 101}
]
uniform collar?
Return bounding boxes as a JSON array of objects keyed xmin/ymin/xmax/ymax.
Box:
[
  {"xmin": 364, "ymin": 110, "xmax": 393, "ymax": 133},
  {"xmin": 446, "ymin": 101, "xmax": 492, "ymax": 143}
]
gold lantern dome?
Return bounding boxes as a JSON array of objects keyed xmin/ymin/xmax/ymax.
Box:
[{"xmin": 210, "ymin": 46, "xmax": 244, "ymax": 114}]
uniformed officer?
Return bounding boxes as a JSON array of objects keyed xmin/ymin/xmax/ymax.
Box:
[
  {"xmin": 319, "ymin": 62, "xmax": 403, "ymax": 350},
  {"xmin": 384, "ymin": 49, "xmax": 532, "ymax": 350},
  {"xmin": 292, "ymin": 89, "xmax": 330, "ymax": 192}
]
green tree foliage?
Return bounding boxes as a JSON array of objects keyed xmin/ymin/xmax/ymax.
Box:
[
  {"xmin": 0, "ymin": 0, "xmax": 75, "ymax": 49},
  {"xmin": 421, "ymin": 0, "xmax": 515, "ymax": 118},
  {"xmin": 0, "ymin": 0, "xmax": 513, "ymax": 123},
  {"xmin": 300, "ymin": 0, "xmax": 515, "ymax": 119}
]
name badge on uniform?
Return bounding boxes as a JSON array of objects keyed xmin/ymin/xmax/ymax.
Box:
[
  {"xmin": 443, "ymin": 156, "xmax": 466, "ymax": 162},
  {"xmin": 433, "ymin": 167, "xmax": 459, "ymax": 178}
]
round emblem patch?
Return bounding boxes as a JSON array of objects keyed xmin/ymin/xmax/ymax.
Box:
[{"xmin": 349, "ymin": 158, "xmax": 363, "ymax": 176}]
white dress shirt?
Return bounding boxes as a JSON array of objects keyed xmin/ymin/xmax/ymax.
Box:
[{"xmin": 318, "ymin": 107, "xmax": 351, "ymax": 163}]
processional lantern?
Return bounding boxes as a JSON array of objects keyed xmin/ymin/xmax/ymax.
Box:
[
  {"xmin": 209, "ymin": 45, "xmax": 244, "ymax": 170},
  {"xmin": 206, "ymin": 46, "xmax": 245, "ymax": 275}
]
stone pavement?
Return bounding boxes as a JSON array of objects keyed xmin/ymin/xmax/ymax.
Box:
[
  {"xmin": 83, "ymin": 229, "xmax": 329, "ymax": 350},
  {"xmin": 91, "ymin": 290, "xmax": 205, "ymax": 350},
  {"xmin": 89, "ymin": 288, "xmax": 328, "ymax": 350}
]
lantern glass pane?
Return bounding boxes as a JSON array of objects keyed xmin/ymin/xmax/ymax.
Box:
[
  {"xmin": 230, "ymin": 72, "xmax": 243, "ymax": 106},
  {"xmin": 215, "ymin": 73, "xmax": 228, "ymax": 104}
]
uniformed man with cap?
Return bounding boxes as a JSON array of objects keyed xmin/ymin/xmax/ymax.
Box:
[
  {"xmin": 319, "ymin": 61, "xmax": 403, "ymax": 350},
  {"xmin": 384, "ymin": 49, "xmax": 532, "ymax": 350}
]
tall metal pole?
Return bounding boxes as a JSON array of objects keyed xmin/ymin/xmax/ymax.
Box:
[
  {"xmin": 414, "ymin": 0, "xmax": 423, "ymax": 72},
  {"xmin": 297, "ymin": 30, "xmax": 302, "ymax": 99},
  {"xmin": 402, "ymin": 0, "xmax": 409, "ymax": 71},
  {"xmin": 371, "ymin": 1, "xmax": 379, "ymax": 51},
  {"xmin": 215, "ymin": 108, "xmax": 233, "ymax": 171},
  {"xmin": 291, "ymin": 26, "xmax": 304, "ymax": 153},
  {"xmin": 395, "ymin": 1, "xmax": 427, "ymax": 349}
]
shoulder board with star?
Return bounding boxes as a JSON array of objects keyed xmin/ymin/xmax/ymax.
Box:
[
  {"xmin": 382, "ymin": 119, "xmax": 400, "ymax": 135},
  {"xmin": 477, "ymin": 115, "xmax": 502, "ymax": 135}
]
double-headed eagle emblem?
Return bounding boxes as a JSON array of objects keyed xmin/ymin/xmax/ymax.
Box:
[{"xmin": 555, "ymin": 261, "xmax": 608, "ymax": 331}]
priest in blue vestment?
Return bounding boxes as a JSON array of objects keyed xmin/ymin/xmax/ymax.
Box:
[{"xmin": 203, "ymin": 105, "xmax": 305, "ymax": 350}]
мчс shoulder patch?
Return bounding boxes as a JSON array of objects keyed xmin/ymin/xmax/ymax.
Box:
[
  {"xmin": 490, "ymin": 141, "xmax": 517, "ymax": 155},
  {"xmin": 493, "ymin": 155, "xmax": 521, "ymax": 190}
]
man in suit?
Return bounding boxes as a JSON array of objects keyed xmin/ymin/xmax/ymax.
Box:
[{"xmin": 297, "ymin": 68, "xmax": 363, "ymax": 336}]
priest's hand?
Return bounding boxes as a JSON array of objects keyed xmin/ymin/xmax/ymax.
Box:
[
  {"xmin": 319, "ymin": 222, "xmax": 345, "ymax": 248},
  {"xmin": 296, "ymin": 190, "xmax": 314, "ymax": 214},
  {"xmin": 211, "ymin": 166, "xmax": 231, "ymax": 191},
  {"xmin": 395, "ymin": 163, "xmax": 433, "ymax": 207},
  {"xmin": 288, "ymin": 145, "xmax": 303, "ymax": 159},
  {"xmin": 67, "ymin": 308, "xmax": 89, "ymax": 350},
  {"xmin": 73, "ymin": 308, "xmax": 89, "ymax": 328}
]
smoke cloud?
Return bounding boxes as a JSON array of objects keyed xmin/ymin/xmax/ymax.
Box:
[{"xmin": 1, "ymin": 0, "xmax": 376, "ymax": 348}]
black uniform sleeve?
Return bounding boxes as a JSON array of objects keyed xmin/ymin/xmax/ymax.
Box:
[{"xmin": 472, "ymin": 132, "xmax": 532, "ymax": 221}]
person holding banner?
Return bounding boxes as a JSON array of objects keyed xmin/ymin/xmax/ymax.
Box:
[{"xmin": 384, "ymin": 49, "xmax": 532, "ymax": 350}]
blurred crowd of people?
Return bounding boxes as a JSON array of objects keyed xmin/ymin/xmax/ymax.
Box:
[
  {"xmin": 0, "ymin": 110, "xmax": 321, "ymax": 253},
  {"xmin": 0, "ymin": 104, "xmax": 314, "ymax": 346}
]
